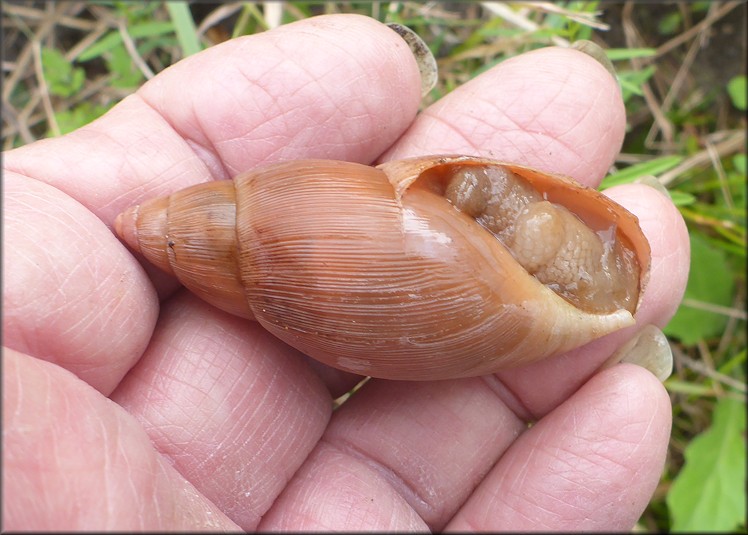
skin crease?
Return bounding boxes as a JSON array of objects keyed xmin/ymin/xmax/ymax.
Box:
[{"xmin": 2, "ymin": 13, "xmax": 689, "ymax": 532}]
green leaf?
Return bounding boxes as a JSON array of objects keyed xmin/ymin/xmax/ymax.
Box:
[
  {"xmin": 41, "ymin": 47, "xmax": 85, "ymax": 98},
  {"xmin": 605, "ymin": 48, "xmax": 657, "ymax": 61},
  {"xmin": 664, "ymin": 379, "xmax": 722, "ymax": 396},
  {"xmin": 733, "ymin": 153, "xmax": 746, "ymax": 175},
  {"xmin": 451, "ymin": 16, "xmax": 501, "ymax": 55},
  {"xmin": 600, "ymin": 155, "xmax": 682, "ymax": 189},
  {"xmin": 663, "ymin": 232, "xmax": 734, "ymax": 345},
  {"xmin": 50, "ymin": 101, "xmax": 113, "ymax": 136},
  {"xmin": 668, "ymin": 190, "xmax": 696, "ymax": 206},
  {"xmin": 78, "ymin": 22, "xmax": 174, "ymax": 61},
  {"xmin": 727, "ymin": 75, "xmax": 747, "ymax": 111},
  {"xmin": 105, "ymin": 45, "xmax": 144, "ymax": 89},
  {"xmin": 667, "ymin": 398, "xmax": 746, "ymax": 531},
  {"xmin": 718, "ymin": 348, "xmax": 746, "ymax": 376},
  {"xmin": 166, "ymin": 2, "xmax": 202, "ymax": 57},
  {"xmin": 617, "ymin": 65, "xmax": 657, "ymax": 102},
  {"xmin": 658, "ymin": 11, "xmax": 682, "ymax": 35}
]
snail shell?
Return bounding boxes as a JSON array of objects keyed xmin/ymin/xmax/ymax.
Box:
[{"xmin": 115, "ymin": 155, "xmax": 650, "ymax": 380}]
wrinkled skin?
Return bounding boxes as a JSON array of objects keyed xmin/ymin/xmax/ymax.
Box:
[{"xmin": 3, "ymin": 14, "xmax": 689, "ymax": 532}]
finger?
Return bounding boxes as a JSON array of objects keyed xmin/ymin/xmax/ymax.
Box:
[
  {"xmin": 259, "ymin": 377, "xmax": 526, "ymax": 531},
  {"xmin": 495, "ymin": 183, "xmax": 689, "ymax": 418},
  {"xmin": 110, "ymin": 292, "xmax": 332, "ymax": 531},
  {"xmin": 381, "ymin": 45, "xmax": 626, "ymax": 185},
  {"xmin": 2, "ymin": 172, "xmax": 157, "ymax": 394},
  {"xmin": 446, "ymin": 364, "xmax": 672, "ymax": 531},
  {"xmin": 3, "ymin": 14, "xmax": 422, "ymax": 225},
  {"xmin": 3, "ymin": 348, "xmax": 240, "ymax": 531}
]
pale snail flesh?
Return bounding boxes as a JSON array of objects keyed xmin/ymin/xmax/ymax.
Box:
[{"xmin": 115, "ymin": 155, "xmax": 651, "ymax": 380}]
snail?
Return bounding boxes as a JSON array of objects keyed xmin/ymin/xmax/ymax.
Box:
[{"xmin": 115, "ymin": 155, "xmax": 650, "ymax": 380}]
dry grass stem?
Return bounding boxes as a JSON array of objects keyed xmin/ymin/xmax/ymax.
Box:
[
  {"xmin": 621, "ymin": 3, "xmax": 675, "ymax": 149},
  {"xmin": 2, "ymin": 6, "xmax": 54, "ymax": 102},
  {"xmin": 516, "ymin": 1, "xmax": 609, "ymax": 30},
  {"xmin": 31, "ymin": 40, "xmax": 59, "ymax": 137},
  {"xmin": 680, "ymin": 298, "xmax": 747, "ymax": 321},
  {"xmin": 480, "ymin": 2, "xmax": 570, "ymax": 47},
  {"xmin": 196, "ymin": 3, "xmax": 243, "ymax": 38},
  {"xmin": 654, "ymin": 1, "xmax": 743, "ymax": 59},
  {"xmin": 658, "ymin": 130, "xmax": 746, "ymax": 185},
  {"xmin": 3, "ymin": 3, "xmax": 96, "ymax": 31},
  {"xmin": 697, "ymin": 339, "xmax": 725, "ymax": 397},
  {"xmin": 673, "ymin": 348, "xmax": 747, "ymax": 395},
  {"xmin": 65, "ymin": 19, "xmax": 113, "ymax": 62},
  {"xmin": 262, "ymin": 2, "xmax": 283, "ymax": 30},
  {"xmin": 659, "ymin": 35, "xmax": 701, "ymax": 128},
  {"xmin": 117, "ymin": 19, "xmax": 154, "ymax": 80},
  {"xmin": 715, "ymin": 294, "xmax": 746, "ymax": 359},
  {"xmin": 705, "ymin": 138, "xmax": 735, "ymax": 211},
  {"xmin": 645, "ymin": 2, "xmax": 738, "ymax": 149}
]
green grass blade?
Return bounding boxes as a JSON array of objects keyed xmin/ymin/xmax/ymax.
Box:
[
  {"xmin": 601, "ymin": 155, "xmax": 683, "ymax": 189},
  {"xmin": 78, "ymin": 22, "xmax": 175, "ymax": 61},
  {"xmin": 669, "ymin": 190, "xmax": 696, "ymax": 206},
  {"xmin": 165, "ymin": 2, "xmax": 202, "ymax": 57},
  {"xmin": 605, "ymin": 48, "xmax": 657, "ymax": 61}
]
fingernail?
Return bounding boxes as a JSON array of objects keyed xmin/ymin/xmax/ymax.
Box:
[
  {"xmin": 571, "ymin": 40, "xmax": 617, "ymax": 80},
  {"xmin": 387, "ymin": 22, "xmax": 438, "ymax": 97},
  {"xmin": 634, "ymin": 174, "xmax": 674, "ymax": 201},
  {"xmin": 601, "ymin": 324, "xmax": 673, "ymax": 382}
]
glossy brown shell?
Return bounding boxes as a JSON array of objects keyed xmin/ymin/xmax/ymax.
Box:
[{"xmin": 115, "ymin": 155, "xmax": 650, "ymax": 380}]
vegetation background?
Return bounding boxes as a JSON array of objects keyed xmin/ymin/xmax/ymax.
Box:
[{"xmin": 3, "ymin": 1, "xmax": 745, "ymax": 531}]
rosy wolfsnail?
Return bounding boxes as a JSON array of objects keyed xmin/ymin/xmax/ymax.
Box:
[{"xmin": 115, "ymin": 155, "xmax": 650, "ymax": 380}]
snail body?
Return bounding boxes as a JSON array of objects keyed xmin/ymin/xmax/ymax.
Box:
[{"xmin": 115, "ymin": 155, "xmax": 650, "ymax": 380}]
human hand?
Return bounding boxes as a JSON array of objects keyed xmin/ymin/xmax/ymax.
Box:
[{"xmin": 3, "ymin": 14, "xmax": 689, "ymax": 531}]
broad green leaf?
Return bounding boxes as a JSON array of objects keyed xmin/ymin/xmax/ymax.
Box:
[
  {"xmin": 663, "ymin": 232, "xmax": 734, "ymax": 345},
  {"xmin": 106, "ymin": 45, "xmax": 144, "ymax": 89},
  {"xmin": 727, "ymin": 75, "xmax": 747, "ymax": 111},
  {"xmin": 667, "ymin": 398, "xmax": 746, "ymax": 531},
  {"xmin": 41, "ymin": 48, "xmax": 85, "ymax": 98},
  {"xmin": 600, "ymin": 155, "xmax": 682, "ymax": 189}
]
